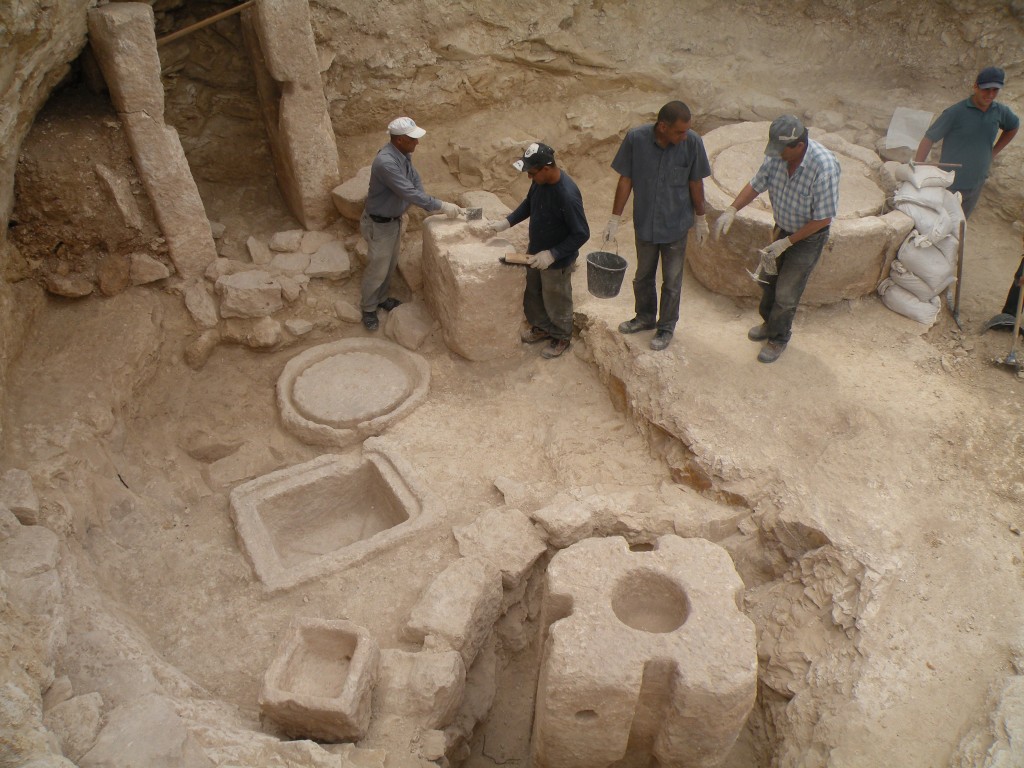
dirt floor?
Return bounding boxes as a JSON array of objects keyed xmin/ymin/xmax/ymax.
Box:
[{"xmin": 3, "ymin": 2, "xmax": 1024, "ymax": 765}]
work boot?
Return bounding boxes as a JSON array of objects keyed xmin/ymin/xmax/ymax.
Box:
[
  {"xmin": 541, "ymin": 338, "xmax": 570, "ymax": 359},
  {"xmin": 650, "ymin": 330, "xmax": 673, "ymax": 351},
  {"xmin": 521, "ymin": 326, "xmax": 551, "ymax": 344},
  {"xmin": 618, "ymin": 317, "xmax": 656, "ymax": 334},
  {"xmin": 747, "ymin": 323, "xmax": 769, "ymax": 342},
  {"xmin": 757, "ymin": 340, "xmax": 786, "ymax": 363},
  {"xmin": 378, "ymin": 297, "xmax": 402, "ymax": 311},
  {"xmin": 362, "ymin": 311, "xmax": 379, "ymax": 331}
]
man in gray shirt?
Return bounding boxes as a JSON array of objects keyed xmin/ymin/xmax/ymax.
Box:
[
  {"xmin": 604, "ymin": 101, "xmax": 711, "ymax": 351},
  {"xmin": 360, "ymin": 117, "xmax": 463, "ymax": 330}
]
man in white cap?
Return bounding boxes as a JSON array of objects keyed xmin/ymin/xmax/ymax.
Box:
[
  {"xmin": 360, "ymin": 116, "xmax": 464, "ymax": 330},
  {"xmin": 482, "ymin": 142, "xmax": 590, "ymax": 358},
  {"xmin": 715, "ymin": 115, "xmax": 840, "ymax": 363},
  {"xmin": 914, "ymin": 66, "xmax": 1018, "ymax": 219}
]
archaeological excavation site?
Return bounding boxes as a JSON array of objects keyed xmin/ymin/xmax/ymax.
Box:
[{"xmin": 2, "ymin": 1, "xmax": 1024, "ymax": 766}]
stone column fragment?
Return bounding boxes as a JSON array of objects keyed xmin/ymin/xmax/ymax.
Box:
[
  {"xmin": 87, "ymin": 3, "xmax": 217, "ymax": 278},
  {"xmin": 242, "ymin": 0, "xmax": 340, "ymax": 230},
  {"xmin": 532, "ymin": 535, "xmax": 757, "ymax": 768}
]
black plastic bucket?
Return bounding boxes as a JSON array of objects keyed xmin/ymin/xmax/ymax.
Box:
[{"xmin": 586, "ymin": 251, "xmax": 628, "ymax": 298}]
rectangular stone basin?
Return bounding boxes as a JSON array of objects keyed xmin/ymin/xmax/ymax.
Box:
[
  {"xmin": 230, "ymin": 444, "xmax": 438, "ymax": 591},
  {"xmin": 260, "ymin": 617, "xmax": 379, "ymax": 742}
]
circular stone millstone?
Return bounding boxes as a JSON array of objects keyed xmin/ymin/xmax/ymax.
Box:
[{"xmin": 291, "ymin": 351, "xmax": 413, "ymax": 428}]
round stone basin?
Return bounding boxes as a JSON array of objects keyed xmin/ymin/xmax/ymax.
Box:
[
  {"xmin": 277, "ymin": 339, "xmax": 430, "ymax": 448},
  {"xmin": 689, "ymin": 121, "xmax": 913, "ymax": 304}
]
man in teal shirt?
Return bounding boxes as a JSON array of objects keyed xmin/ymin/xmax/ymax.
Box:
[{"xmin": 914, "ymin": 66, "xmax": 1019, "ymax": 218}]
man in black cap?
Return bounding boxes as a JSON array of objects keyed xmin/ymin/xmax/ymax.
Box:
[
  {"xmin": 483, "ymin": 143, "xmax": 590, "ymax": 359},
  {"xmin": 715, "ymin": 115, "xmax": 840, "ymax": 363},
  {"xmin": 914, "ymin": 66, "xmax": 1019, "ymax": 218}
]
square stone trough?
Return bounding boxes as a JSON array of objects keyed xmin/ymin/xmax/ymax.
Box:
[
  {"xmin": 230, "ymin": 442, "xmax": 440, "ymax": 592},
  {"xmin": 259, "ymin": 617, "xmax": 379, "ymax": 742}
]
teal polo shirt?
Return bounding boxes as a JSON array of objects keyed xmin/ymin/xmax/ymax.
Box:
[{"xmin": 925, "ymin": 98, "xmax": 1019, "ymax": 190}]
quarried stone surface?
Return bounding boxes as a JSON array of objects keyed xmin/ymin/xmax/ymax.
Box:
[
  {"xmin": 230, "ymin": 445, "xmax": 440, "ymax": 591},
  {"xmin": 215, "ymin": 270, "xmax": 283, "ymax": 318},
  {"xmin": 453, "ymin": 507, "xmax": 547, "ymax": 590},
  {"xmin": 0, "ymin": 468, "xmax": 40, "ymax": 524},
  {"xmin": 259, "ymin": 617, "xmax": 379, "ymax": 742},
  {"xmin": 421, "ymin": 216, "xmax": 527, "ymax": 361},
  {"xmin": 373, "ymin": 649, "xmax": 465, "ymax": 731},
  {"xmin": 690, "ymin": 121, "xmax": 913, "ymax": 305},
  {"xmin": 276, "ymin": 338, "xmax": 429, "ymax": 448},
  {"xmin": 404, "ymin": 556, "xmax": 503, "ymax": 667},
  {"xmin": 532, "ymin": 535, "xmax": 757, "ymax": 768},
  {"xmin": 331, "ymin": 166, "xmax": 372, "ymax": 222}
]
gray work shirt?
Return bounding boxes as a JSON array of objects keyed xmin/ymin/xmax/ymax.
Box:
[
  {"xmin": 611, "ymin": 124, "xmax": 711, "ymax": 243},
  {"xmin": 365, "ymin": 142, "xmax": 442, "ymax": 218}
]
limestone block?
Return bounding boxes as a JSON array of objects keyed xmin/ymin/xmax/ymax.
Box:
[
  {"xmin": 421, "ymin": 217, "xmax": 526, "ymax": 361},
  {"xmin": 270, "ymin": 251, "xmax": 311, "ymax": 274},
  {"xmin": 205, "ymin": 257, "xmax": 250, "ymax": 281},
  {"xmin": 0, "ymin": 469, "xmax": 40, "ymax": 524},
  {"xmin": 285, "ymin": 318, "xmax": 313, "ymax": 336},
  {"xmin": 301, "ymin": 230, "xmax": 335, "ymax": 254},
  {"xmin": 335, "ymin": 299, "xmax": 362, "ymax": 323},
  {"xmin": 85, "ymin": 4, "xmax": 164, "ymax": 115},
  {"xmin": 43, "ymin": 677, "xmax": 74, "ymax": 711},
  {"xmin": 79, "ymin": 693, "xmax": 214, "ymax": 768},
  {"xmin": 0, "ymin": 524, "xmax": 59, "ymax": 577},
  {"xmin": 45, "ymin": 273, "xmax": 93, "ymax": 298},
  {"xmin": 242, "ymin": 0, "xmax": 340, "ymax": 230},
  {"xmin": 306, "ymin": 241, "xmax": 351, "ymax": 279},
  {"xmin": 375, "ymin": 649, "xmax": 465, "ymax": 730},
  {"xmin": 384, "ymin": 302, "xmax": 435, "ymax": 351},
  {"xmin": 0, "ymin": 505, "xmax": 21, "ymax": 540},
  {"xmin": 259, "ymin": 618, "xmax": 379, "ymax": 742},
  {"xmin": 209, "ymin": 221, "xmax": 226, "ymax": 239},
  {"xmin": 7, "ymin": 569, "xmax": 62, "ymax": 617},
  {"xmin": 44, "ymin": 692, "xmax": 104, "ymax": 762},
  {"xmin": 270, "ymin": 229, "xmax": 304, "ymax": 252},
  {"xmin": 129, "ymin": 253, "xmax": 171, "ymax": 284},
  {"xmin": 691, "ymin": 121, "xmax": 915, "ymax": 305},
  {"xmin": 97, "ymin": 253, "xmax": 130, "ymax": 296},
  {"xmin": 215, "ymin": 270, "xmax": 283, "ymax": 318},
  {"xmin": 449, "ymin": 636, "xmax": 497, "ymax": 742},
  {"xmin": 278, "ymin": 274, "xmax": 307, "ymax": 303},
  {"xmin": 405, "ymin": 557, "xmax": 503, "ymax": 667},
  {"xmin": 332, "ymin": 166, "xmax": 372, "ymax": 222},
  {"xmin": 247, "ymin": 236, "xmax": 273, "ymax": 265},
  {"xmin": 530, "ymin": 499, "xmax": 596, "ymax": 549},
  {"xmin": 183, "ymin": 279, "xmax": 219, "ymax": 329},
  {"xmin": 94, "ymin": 163, "xmax": 143, "ymax": 231},
  {"xmin": 184, "ymin": 330, "xmax": 220, "ymax": 370},
  {"xmin": 532, "ymin": 536, "xmax": 757, "ymax": 768},
  {"xmin": 453, "ymin": 507, "xmax": 547, "ymax": 590}
]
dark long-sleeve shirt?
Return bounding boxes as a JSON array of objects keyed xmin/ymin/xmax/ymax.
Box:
[
  {"xmin": 365, "ymin": 143, "xmax": 442, "ymax": 218},
  {"xmin": 506, "ymin": 171, "xmax": 590, "ymax": 270}
]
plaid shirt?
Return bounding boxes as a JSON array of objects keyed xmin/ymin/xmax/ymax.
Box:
[{"xmin": 750, "ymin": 139, "xmax": 840, "ymax": 233}]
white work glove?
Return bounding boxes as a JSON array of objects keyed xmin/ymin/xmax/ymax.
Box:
[
  {"xmin": 486, "ymin": 218, "xmax": 511, "ymax": 234},
  {"xmin": 762, "ymin": 236, "xmax": 792, "ymax": 260},
  {"xmin": 439, "ymin": 201, "xmax": 465, "ymax": 219},
  {"xmin": 694, "ymin": 214, "xmax": 709, "ymax": 246},
  {"xmin": 603, "ymin": 215, "xmax": 620, "ymax": 244},
  {"xmin": 715, "ymin": 206, "xmax": 737, "ymax": 239},
  {"xmin": 527, "ymin": 250, "xmax": 555, "ymax": 270}
]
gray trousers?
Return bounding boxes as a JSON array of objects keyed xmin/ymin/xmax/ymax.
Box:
[
  {"xmin": 359, "ymin": 212, "xmax": 402, "ymax": 312},
  {"xmin": 759, "ymin": 227, "xmax": 829, "ymax": 344},
  {"xmin": 524, "ymin": 264, "xmax": 574, "ymax": 340}
]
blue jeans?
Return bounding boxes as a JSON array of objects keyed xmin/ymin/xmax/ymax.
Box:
[
  {"xmin": 524, "ymin": 264, "xmax": 574, "ymax": 340},
  {"xmin": 759, "ymin": 227, "xmax": 829, "ymax": 344},
  {"xmin": 632, "ymin": 238, "xmax": 687, "ymax": 333}
]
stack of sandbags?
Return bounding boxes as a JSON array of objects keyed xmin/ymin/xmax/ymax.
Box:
[{"xmin": 878, "ymin": 164, "xmax": 964, "ymax": 325}]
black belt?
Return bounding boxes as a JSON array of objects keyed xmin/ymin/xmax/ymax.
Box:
[{"xmin": 368, "ymin": 213, "xmax": 398, "ymax": 223}]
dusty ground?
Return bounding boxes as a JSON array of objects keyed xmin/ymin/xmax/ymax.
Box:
[{"xmin": 3, "ymin": 1, "xmax": 1024, "ymax": 766}]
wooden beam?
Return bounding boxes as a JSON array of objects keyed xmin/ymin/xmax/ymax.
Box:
[{"xmin": 156, "ymin": 1, "xmax": 255, "ymax": 46}]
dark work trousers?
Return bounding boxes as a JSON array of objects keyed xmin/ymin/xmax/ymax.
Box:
[
  {"xmin": 1002, "ymin": 255, "xmax": 1024, "ymax": 317},
  {"xmin": 632, "ymin": 237, "xmax": 688, "ymax": 333},
  {"xmin": 759, "ymin": 226, "xmax": 829, "ymax": 344},
  {"xmin": 524, "ymin": 264, "xmax": 574, "ymax": 341}
]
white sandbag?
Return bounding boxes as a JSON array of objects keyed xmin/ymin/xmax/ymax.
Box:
[
  {"xmin": 894, "ymin": 184, "xmax": 964, "ymax": 246},
  {"xmin": 878, "ymin": 278, "xmax": 942, "ymax": 326},
  {"xmin": 892, "ymin": 163, "xmax": 955, "ymax": 190},
  {"xmin": 896, "ymin": 232, "xmax": 956, "ymax": 297},
  {"xmin": 890, "ymin": 259, "xmax": 954, "ymax": 302}
]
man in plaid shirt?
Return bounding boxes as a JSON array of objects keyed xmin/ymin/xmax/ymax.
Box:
[{"xmin": 715, "ymin": 115, "xmax": 841, "ymax": 363}]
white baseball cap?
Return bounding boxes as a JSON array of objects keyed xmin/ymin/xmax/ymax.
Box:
[{"xmin": 387, "ymin": 116, "xmax": 426, "ymax": 139}]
